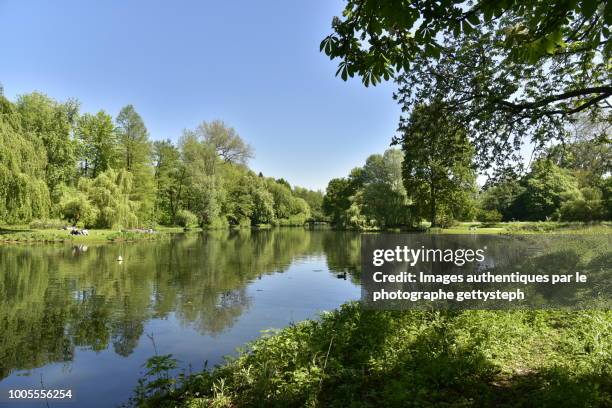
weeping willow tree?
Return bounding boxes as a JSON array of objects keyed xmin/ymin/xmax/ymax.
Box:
[
  {"xmin": 0, "ymin": 96, "xmax": 51, "ymax": 224},
  {"xmin": 73, "ymin": 168, "xmax": 140, "ymax": 229}
]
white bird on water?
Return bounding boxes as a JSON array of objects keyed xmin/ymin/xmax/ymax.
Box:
[{"xmin": 117, "ymin": 256, "xmax": 123, "ymax": 262}]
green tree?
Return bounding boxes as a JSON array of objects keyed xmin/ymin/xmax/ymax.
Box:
[
  {"xmin": 116, "ymin": 105, "xmax": 155, "ymax": 223},
  {"xmin": 116, "ymin": 105, "xmax": 150, "ymax": 171},
  {"xmin": 58, "ymin": 186, "xmax": 97, "ymax": 226},
  {"xmin": 602, "ymin": 177, "xmax": 612, "ymax": 219},
  {"xmin": 251, "ymin": 182, "xmax": 276, "ymax": 225},
  {"xmin": 179, "ymin": 131, "xmax": 224, "ymax": 226},
  {"xmin": 399, "ymin": 102, "xmax": 476, "ymax": 227},
  {"xmin": 560, "ymin": 187, "xmax": 607, "ymax": 221},
  {"xmin": 480, "ymin": 178, "xmax": 525, "ymax": 221},
  {"xmin": 16, "ymin": 92, "xmax": 78, "ymax": 196},
  {"xmin": 293, "ymin": 187, "xmax": 325, "ymax": 221},
  {"xmin": 0, "ymin": 96, "xmax": 51, "ymax": 223},
  {"xmin": 153, "ymin": 140, "xmax": 185, "ymax": 224},
  {"xmin": 76, "ymin": 111, "xmax": 118, "ymax": 177},
  {"xmin": 195, "ymin": 120, "xmax": 253, "ymax": 164},
  {"xmin": 323, "ymin": 177, "xmax": 357, "ymax": 226},
  {"xmin": 514, "ymin": 159, "xmax": 581, "ymax": 220},
  {"xmin": 78, "ymin": 168, "xmax": 139, "ymax": 228},
  {"xmin": 357, "ymin": 149, "xmax": 412, "ymax": 227},
  {"xmin": 225, "ymin": 172, "xmax": 256, "ymax": 226},
  {"xmin": 266, "ymin": 179, "xmax": 295, "ymax": 219},
  {"xmin": 323, "ymin": 1, "xmax": 610, "ymax": 171},
  {"xmin": 264, "ymin": 178, "xmax": 311, "ymax": 225}
]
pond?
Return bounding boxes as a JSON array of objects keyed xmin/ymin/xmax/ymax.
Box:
[{"xmin": 0, "ymin": 229, "xmax": 362, "ymax": 407}]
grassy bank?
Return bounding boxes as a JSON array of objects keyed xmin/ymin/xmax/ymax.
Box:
[
  {"xmin": 438, "ymin": 221, "xmax": 612, "ymax": 235},
  {"xmin": 132, "ymin": 303, "xmax": 612, "ymax": 408},
  {"xmin": 0, "ymin": 225, "xmax": 189, "ymax": 243},
  {"xmin": 2, "ymin": 221, "xmax": 609, "ymax": 244}
]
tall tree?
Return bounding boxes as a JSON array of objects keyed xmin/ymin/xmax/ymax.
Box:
[
  {"xmin": 195, "ymin": 120, "xmax": 253, "ymax": 164},
  {"xmin": 399, "ymin": 102, "xmax": 476, "ymax": 227},
  {"xmin": 76, "ymin": 111, "xmax": 118, "ymax": 177},
  {"xmin": 357, "ymin": 149, "xmax": 412, "ymax": 227},
  {"xmin": 514, "ymin": 159, "xmax": 581, "ymax": 220},
  {"xmin": 116, "ymin": 105, "xmax": 155, "ymax": 223},
  {"xmin": 179, "ymin": 131, "xmax": 224, "ymax": 226},
  {"xmin": 16, "ymin": 92, "xmax": 79, "ymax": 196},
  {"xmin": 0, "ymin": 96, "xmax": 51, "ymax": 223},
  {"xmin": 153, "ymin": 140, "xmax": 185, "ymax": 224},
  {"xmin": 323, "ymin": 178, "xmax": 356, "ymax": 226},
  {"xmin": 116, "ymin": 105, "xmax": 150, "ymax": 171}
]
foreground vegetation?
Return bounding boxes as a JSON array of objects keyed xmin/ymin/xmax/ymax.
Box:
[{"xmin": 132, "ymin": 303, "xmax": 612, "ymax": 408}]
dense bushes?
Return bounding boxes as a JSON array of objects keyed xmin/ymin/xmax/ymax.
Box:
[
  {"xmin": 57, "ymin": 169, "xmax": 139, "ymax": 229},
  {"xmin": 28, "ymin": 218, "xmax": 66, "ymax": 229},
  {"xmin": 175, "ymin": 209, "xmax": 198, "ymax": 228},
  {"xmin": 559, "ymin": 188, "xmax": 607, "ymax": 221},
  {"xmin": 323, "ymin": 149, "xmax": 414, "ymax": 229},
  {"xmin": 480, "ymin": 159, "xmax": 610, "ymax": 222}
]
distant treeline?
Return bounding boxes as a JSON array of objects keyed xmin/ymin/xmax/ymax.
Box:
[
  {"xmin": 0, "ymin": 92, "xmax": 323, "ymax": 228},
  {"xmin": 322, "ymin": 130, "xmax": 611, "ymax": 229}
]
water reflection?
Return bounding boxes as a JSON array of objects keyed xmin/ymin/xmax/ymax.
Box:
[{"xmin": 0, "ymin": 229, "xmax": 361, "ymax": 380}]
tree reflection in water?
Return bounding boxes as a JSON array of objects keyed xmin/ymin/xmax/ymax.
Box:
[{"xmin": 0, "ymin": 229, "xmax": 361, "ymax": 379}]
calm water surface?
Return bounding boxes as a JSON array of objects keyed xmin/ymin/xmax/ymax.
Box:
[{"xmin": 0, "ymin": 229, "xmax": 362, "ymax": 407}]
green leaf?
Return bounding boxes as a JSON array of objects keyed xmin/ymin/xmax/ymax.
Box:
[
  {"xmin": 467, "ymin": 13, "xmax": 480, "ymax": 26},
  {"xmin": 462, "ymin": 20, "xmax": 474, "ymax": 34},
  {"xmin": 483, "ymin": 7, "xmax": 494, "ymax": 22},
  {"xmin": 452, "ymin": 21, "xmax": 461, "ymax": 38},
  {"xmin": 580, "ymin": 0, "xmax": 598, "ymax": 18},
  {"xmin": 605, "ymin": 0, "xmax": 612, "ymax": 25}
]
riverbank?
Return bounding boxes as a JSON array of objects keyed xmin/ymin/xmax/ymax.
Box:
[
  {"xmin": 1, "ymin": 221, "xmax": 609, "ymax": 244},
  {"xmin": 0, "ymin": 225, "xmax": 189, "ymax": 243},
  {"xmin": 132, "ymin": 302, "xmax": 612, "ymax": 408}
]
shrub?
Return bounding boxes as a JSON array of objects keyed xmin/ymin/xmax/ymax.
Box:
[
  {"xmin": 559, "ymin": 188, "xmax": 606, "ymax": 222},
  {"xmin": 476, "ymin": 209, "xmax": 503, "ymax": 223},
  {"xmin": 58, "ymin": 188, "xmax": 98, "ymax": 227},
  {"xmin": 175, "ymin": 209, "xmax": 199, "ymax": 228},
  {"xmin": 28, "ymin": 218, "xmax": 66, "ymax": 229},
  {"xmin": 206, "ymin": 216, "xmax": 229, "ymax": 229}
]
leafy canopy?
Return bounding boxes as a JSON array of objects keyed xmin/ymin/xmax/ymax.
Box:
[
  {"xmin": 321, "ymin": 0, "xmax": 611, "ymax": 86},
  {"xmin": 323, "ymin": 0, "xmax": 611, "ymax": 170}
]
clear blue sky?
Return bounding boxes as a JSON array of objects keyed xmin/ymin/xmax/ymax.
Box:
[{"xmin": 0, "ymin": 0, "xmax": 401, "ymax": 190}]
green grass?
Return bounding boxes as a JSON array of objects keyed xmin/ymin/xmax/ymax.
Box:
[
  {"xmin": 131, "ymin": 304, "xmax": 612, "ymax": 408},
  {"xmin": 438, "ymin": 221, "xmax": 612, "ymax": 235},
  {"xmin": 0, "ymin": 225, "xmax": 190, "ymax": 243}
]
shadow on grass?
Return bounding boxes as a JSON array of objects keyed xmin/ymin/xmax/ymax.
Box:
[{"xmin": 0, "ymin": 227, "xmax": 33, "ymax": 234}]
